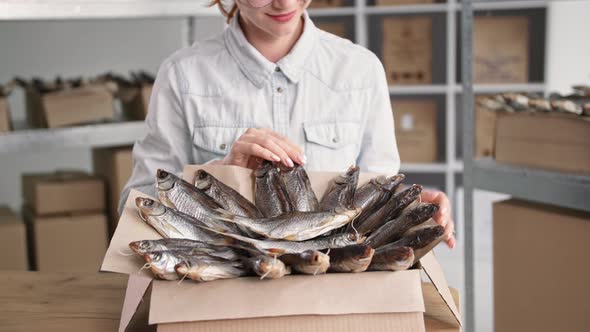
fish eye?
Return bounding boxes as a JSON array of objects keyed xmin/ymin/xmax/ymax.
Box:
[
  {"xmin": 154, "ymin": 253, "xmax": 161, "ymax": 260},
  {"xmin": 347, "ymin": 233, "xmax": 357, "ymax": 241}
]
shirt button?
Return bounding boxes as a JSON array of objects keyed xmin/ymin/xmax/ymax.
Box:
[
  {"xmin": 275, "ymin": 67, "xmax": 281, "ymax": 72},
  {"xmin": 276, "ymin": 87, "xmax": 284, "ymax": 93},
  {"xmin": 219, "ymin": 143, "xmax": 227, "ymax": 150},
  {"xmin": 332, "ymin": 137, "xmax": 339, "ymax": 143}
]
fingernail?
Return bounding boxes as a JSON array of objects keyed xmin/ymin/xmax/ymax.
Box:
[
  {"xmin": 271, "ymin": 154, "xmax": 281, "ymax": 162},
  {"xmin": 300, "ymin": 154, "xmax": 307, "ymax": 164},
  {"xmin": 286, "ymin": 158, "xmax": 294, "ymax": 167}
]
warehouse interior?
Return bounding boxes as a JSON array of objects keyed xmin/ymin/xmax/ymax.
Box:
[{"xmin": 1, "ymin": 1, "xmax": 589, "ymax": 331}]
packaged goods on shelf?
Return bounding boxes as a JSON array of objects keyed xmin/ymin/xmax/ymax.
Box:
[
  {"xmin": 473, "ymin": 16, "xmax": 529, "ymax": 83},
  {"xmin": 22, "ymin": 171, "xmax": 106, "ymax": 216},
  {"xmin": 0, "ymin": 81, "xmax": 16, "ymax": 132},
  {"xmin": 0, "ymin": 206, "xmax": 28, "ymax": 271},
  {"xmin": 382, "ymin": 16, "xmax": 433, "ymax": 85},
  {"xmin": 103, "ymin": 71, "xmax": 155, "ymax": 121},
  {"xmin": 494, "ymin": 199, "xmax": 590, "ymax": 332},
  {"xmin": 393, "ymin": 99, "xmax": 438, "ymax": 162}
]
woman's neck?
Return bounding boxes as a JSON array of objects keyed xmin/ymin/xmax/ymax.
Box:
[{"xmin": 238, "ymin": 15, "xmax": 305, "ymax": 63}]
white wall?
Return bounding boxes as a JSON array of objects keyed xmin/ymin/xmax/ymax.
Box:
[
  {"xmin": 546, "ymin": 0, "xmax": 590, "ymax": 94},
  {"xmin": 0, "ymin": 17, "xmax": 224, "ymax": 212}
]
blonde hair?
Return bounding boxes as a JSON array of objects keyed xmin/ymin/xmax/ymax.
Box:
[{"xmin": 209, "ymin": 0, "xmax": 238, "ymax": 23}]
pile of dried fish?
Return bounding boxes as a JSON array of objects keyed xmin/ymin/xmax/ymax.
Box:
[
  {"xmin": 477, "ymin": 85, "xmax": 590, "ymax": 116},
  {"xmin": 131, "ymin": 163, "xmax": 445, "ymax": 282}
]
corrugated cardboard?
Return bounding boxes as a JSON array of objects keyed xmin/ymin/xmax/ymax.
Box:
[
  {"xmin": 495, "ymin": 112, "xmax": 590, "ymax": 173},
  {"xmin": 376, "ymin": 0, "xmax": 434, "ymax": 6},
  {"xmin": 0, "ymin": 97, "xmax": 11, "ymax": 132},
  {"xmin": 475, "ymin": 102, "xmax": 500, "ymax": 158},
  {"xmin": 0, "ymin": 207, "xmax": 29, "ymax": 270},
  {"xmin": 101, "ymin": 165, "xmax": 461, "ymax": 332},
  {"xmin": 309, "ymin": 0, "xmax": 344, "ymax": 8},
  {"xmin": 493, "ymin": 199, "xmax": 590, "ymax": 332},
  {"xmin": 24, "ymin": 209, "xmax": 108, "ymax": 272},
  {"xmin": 474, "ymin": 16, "xmax": 529, "ymax": 83},
  {"xmin": 316, "ymin": 22, "xmax": 347, "ymax": 39},
  {"xmin": 93, "ymin": 147, "xmax": 134, "ymax": 234},
  {"xmin": 22, "ymin": 171, "xmax": 106, "ymax": 216},
  {"xmin": 393, "ymin": 100, "xmax": 438, "ymax": 162},
  {"xmin": 382, "ymin": 16, "xmax": 433, "ymax": 85},
  {"xmin": 121, "ymin": 85, "xmax": 153, "ymax": 121},
  {"xmin": 25, "ymin": 84, "xmax": 114, "ymax": 128}
]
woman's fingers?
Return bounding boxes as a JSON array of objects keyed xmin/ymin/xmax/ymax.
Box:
[
  {"xmin": 256, "ymin": 128, "xmax": 306, "ymax": 164},
  {"xmin": 241, "ymin": 133, "xmax": 294, "ymax": 167},
  {"xmin": 231, "ymin": 141, "xmax": 281, "ymax": 164}
]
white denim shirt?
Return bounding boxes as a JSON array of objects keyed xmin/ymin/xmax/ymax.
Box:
[{"xmin": 119, "ymin": 11, "xmax": 400, "ymax": 212}]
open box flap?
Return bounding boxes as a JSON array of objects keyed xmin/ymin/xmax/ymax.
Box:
[
  {"xmin": 420, "ymin": 252, "xmax": 462, "ymax": 327},
  {"xmin": 119, "ymin": 274, "xmax": 153, "ymax": 332}
]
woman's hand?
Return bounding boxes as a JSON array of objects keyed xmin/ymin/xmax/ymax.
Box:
[
  {"xmin": 420, "ymin": 189, "xmax": 456, "ymax": 249},
  {"xmin": 222, "ymin": 128, "xmax": 306, "ymax": 170}
]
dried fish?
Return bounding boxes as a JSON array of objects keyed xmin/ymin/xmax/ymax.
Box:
[
  {"xmin": 142, "ymin": 250, "xmax": 193, "ymax": 280},
  {"xmin": 350, "ymin": 174, "xmax": 405, "ymax": 231},
  {"xmin": 279, "ymin": 250, "xmax": 330, "ymax": 275},
  {"xmin": 392, "ymin": 225, "xmax": 446, "ymax": 264},
  {"xmin": 328, "ymin": 245, "xmax": 374, "ymax": 273},
  {"xmin": 280, "ymin": 164, "xmax": 319, "ymax": 212},
  {"xmin": 246, "ymin": 255, "xmax": 291, "ymax": 279},
  {"xmin": 366, "ymin": 203, "xmax": 439, "ymax": 248},
  {"xmin": 368, "ymin": 245, "xmax": 414, "ymax": 271},
  {"xmin": 255, "ymin": 161, "xmax": 292, "ymax": 218},
  {"xmin": 129, "ymin": 238, "xmax": 240, "ymax": 261},
  {"xmin": 175, "ymin": 255, "xmax": 248, "ymax": 282},
  {"xmin": 319, "ymin": 166, "xmax": 359, "ymax": 211}
]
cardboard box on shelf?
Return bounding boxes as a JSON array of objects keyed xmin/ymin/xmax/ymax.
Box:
[
  {"xmin": 393, "ymin": 100, "xmax": 438, "ymax": 163},
  {"xmin": 25, "ymin": 84, "xmax": 115, "ymax": 128},
  {"xmin": 475, "ymin": 102, "xmax": 501, "ymax": 158},
  {"xmin": 0, "ymin": 97, "xmax": 11, "ymax": 132},
  {"xmin": 474, "ymin": 16, "xmax": 529, "ymax": 83},
  {"xmin": 101, "ymin": 165, "xmax": 462, "ymax": 332},
  {"xmin": 22, "ymin": 171, "xmax": 106, "ymax": 216},
  {"xmin": 0, "ymin": 207, "xmax": 29, "ymax": 271},
  {"xmin": 120, "ymin": 84, "xmax": 153, "ymax": 121},
  {"xmin": 382, "ymin": 16, "xmax": 433, "ymax": 85},
  {"xmin": 92, "ymin": 146, "xmax": 134, "ymax": 233},
  {"xmin": 24, "ymin": 209, "xmax": 108, "ymax": 273},
  {"xmin": 376, "ymin": 0, "xmax": 435, "ymax": 6},
  {"xmin": 308, "ymin": 0, "xmax": 344, "ymax": 8},
  {"xmin": 495, "ymin": 112, "xmax": 590, "ymax": 173},
  {"xmin": 493, "ymin": 199, "xmax": 590, "ymax": 332},
  {"xmin": 316, "ymin": 22, "xmax": 347, "ymax": 39}
]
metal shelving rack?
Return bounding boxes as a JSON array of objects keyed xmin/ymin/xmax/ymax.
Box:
[{"xmin": 461, "ymin": 1, "xmax": 590, "ymax": 331}]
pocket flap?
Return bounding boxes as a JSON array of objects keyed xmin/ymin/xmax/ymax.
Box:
[
  {"xmin": 303, "ymin": 122, "xmax": 360, "ymax": 149},
  {"xmin": 192, "ymin": 126, "xmax": 249, "ymax": 155}
]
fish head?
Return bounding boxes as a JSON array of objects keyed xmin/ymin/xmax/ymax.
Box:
[
  {"xmin": 411, "ymin": 202, "xmax": 440, "ymax": 219},
  {"xmin": 335, "ymin": 165, "xmax": 359, "ymax": 185},
  {"xmin": 156, "ymin": 169, "xmax": 179, "ymax": 192},
  {"xmin": 254, "ymin": 160, "xmax": 276, "ymax": 178},
  {"xmin": 129, "ymin": 240, "xmax": 152, "ymax": 255},
  {"xmin": 143, "ymin": 251, "xmax": 178, "ymax": 280},
  {"xmin": 252, "ymin": 255, "xmax": 286, "ymax": 278},
  {"xmin": 135, "ymin": 197, "xmax": 166, "ymax": 221},
  {"xmin": 382, "ymin": 174, "xmax": 405, "ymax": 191},
  {"xmin": 302, "ymin": 250, "xmax": 330, "ymax": 267},
  {"xmin": 334, "ymin": 206, "xmax": 362, "ymax": 220},
  {"xmin": 194, "ymin": 169, "xmax": 212, "ymax": 190}
]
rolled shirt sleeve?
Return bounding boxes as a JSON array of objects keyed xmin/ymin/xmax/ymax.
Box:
[
  {"xmin": 118, "ymin": 59, "xmax": 192, "ymax": 213},
  {"xmin": 356, "ymin": 55, "xmax": 401, "ymax": 175}
]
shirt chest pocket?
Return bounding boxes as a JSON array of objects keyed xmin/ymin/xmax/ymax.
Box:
[
  {"xmin": 303, "ymin": 122, "xmax": 361, "ymax": 171},
  {"xmin": 192, "ymin": 125, "xmax": 250, "ymax": 161}
]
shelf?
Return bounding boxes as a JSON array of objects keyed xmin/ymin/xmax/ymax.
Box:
[
  {"xmin": 473, "ymin": 158, "xmax": 590, "ymax": 213},
  {"xmin": 400, "ymin": 162, "xmax": 449, "ymax": 173},
  {"xmin": 0, "ymin": 121, "xmax": 146, "ymax": 154},
  {"xmin": 308, "ymin": 7, "xmax": 356, "ymax": 17},
  {"xmin": 468, "ymin": 0, "xmax": 548, "ymax": 11},
  {"xmin": 365, "ymin": 3, "xmax": 448, "ymax": 15},
  {"xmin": 0, "ymin": 0, "xmax": 219, "ymax": 20},
  {"xmin": 389, "ymin": 85, "xmax": 448, "ymax": 95},
  {"xmin": 456, "ymin": 83, "xmax": 546, "ymax": 94}
]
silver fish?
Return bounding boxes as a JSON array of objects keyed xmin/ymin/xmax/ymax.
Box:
[
  {"xmin": 142, "ymin": 250, "xmax": 193, "ymax": 280},
  {"xmin": 246, "ymin": 255, "xmax": 291, "ymax": 279},
  {"xmin": 156, "ymin": 170, "xmax": 242, "ymax": 234},
  {"xmin": 175, "ymin": 255, "xmax": 248, "ymax": 282},
  {"xmin": 255, "ymin": 161, "xmax": 292, "ymax": 218},
  {"xmin": 195, "ymin": 169, "xmax": 263, "ymax": 218},
  {"xmin": 135, "ymin": 197, "xmax": 230, "ymax": 245},
  {"xmin": 217, "ymin": 207, "xmax": 361, "ymax": 241},
  {"xmin": 129, "ymin": 238, "xmax": 240, "ymax": 261},
  {"xmin": 327, "ymin": 245, "xmax": 375, "ymax": 273},
  {"xmin": 319, "ymin": 166, "xmax": 360, "ymax": 211},
  {"xmin": 279, "ymin": 250, "xmax": 330, "ymax": 275},
  {"xmin": 280, "ymin": 164, "xmax": 319, "ymax": 212},
  {"xmin": 369, "ymin": 245, "xmax": 415, "ymax": 271}
]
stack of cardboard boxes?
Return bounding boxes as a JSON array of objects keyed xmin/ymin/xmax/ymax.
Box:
[
  {"xmin": 22, "ymin": 171, "xmax": 108, "ymax": 273},
  {"xmin": 0, "ymin": 95, "xmax": 11, "ymax": 132},
  {"xmin": 0, "ymin": 207, "xmax": 29, "ymax": 270},
  {"xmin": 392, "ymin": 99, "xmax": 439, "ymax": 163}
]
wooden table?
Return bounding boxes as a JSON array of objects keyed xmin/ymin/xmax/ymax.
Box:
[{"xmin": 0, "ymin": 271, "xmax": 460, "ymax": 332}]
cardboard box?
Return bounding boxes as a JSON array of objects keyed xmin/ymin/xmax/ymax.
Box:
[
  {"xmin": 316, "ymin": 22, "xmax": 347, "ymax": 39},
  {"xmin": 22, "ymin": 171, "xmax": 106, "ymax": 216},
  {"xmin": 495, "ymin": 112, "xmax": 590, "ymax": 173},
  {"xmin": 120, "ymin": 84, "xmax": 153, "ymax": 121},
  {"xmin": 475, "ymin": 102, "xmax": 500, "ymax": 158},
  {"xmin": 24, "ymin": 209, "xmax": 108, "ymax": 272},
  {"xmin": 393, "ymin": 100, "xmax": 438, "ymax": 162},
  {"xmin": 25, "ymin": 84, "xmax": 114, "ymax": 128},
  {"xmin": 309, "ymin": 0, "xmax": 344, "ymax": 8},
  {"xmin": 101, "ymin": 165, "xmax": 462, "ymax": 332},
  {"xmin": 0, "ymin": 97, "xmax": 11, "ymax": 132},
  {"xmin": 93, "ymin": 146, "xmax": 134, "ymax": 233},
  {"xmin": 376, "ymin": 0, "xmax": 434, "ymax": 6},
  {"xmin": 474, "ymin": 16, "xmax": 529, "ymax": 83},
  {"xmin": 493, "ymin": 199, "xmax": 590, "ymax": 332},
  {"xmin": 382, "ymin": 16, "xmax": 433, "ymax": 85},
  {"xmin": 0, "ymin": 207, "xmax": 29, "ymax": 270}
]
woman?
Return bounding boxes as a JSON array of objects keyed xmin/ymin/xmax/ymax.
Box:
[{"xmin": 120, "ymin": 0, "xmax": 456, "ymax": 248}]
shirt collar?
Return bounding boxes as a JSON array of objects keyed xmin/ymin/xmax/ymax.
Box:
[{"xmin": 224, "ymin": 10, "xmax": 317, "ymax": 88}]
